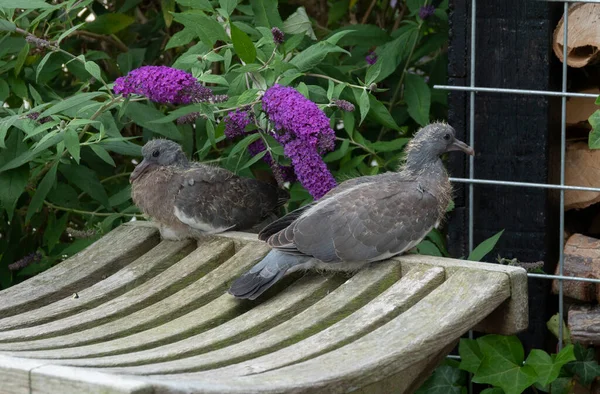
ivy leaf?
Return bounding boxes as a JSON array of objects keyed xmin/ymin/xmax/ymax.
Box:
[
  {"xmin": 526, "ymin": 346, "xmax": 575, "ymax": 387},
  {"xmin": 415, "ymin": 364, "xmax": 467, "ymax": 394},
  {"xmin": 404, "ymin": 73, "xmax": 431, "ymax": 126},
  {"xmin": 480, "ymin": 389, "xmax": 504, "ymax": 394},
  {"xmin": 588, "ymin": 110, "xmax": 600, "ymax": 149},
  {"xmin": 231, "ymin": 23, "xmax": 257, "ymax": 64},
  {"xmin": 473, "ymin": 335, "xmax": 538, "ymax": 394},
  {"xmin": 564, "ymin": 343, "xmax": 600, "ymax": 386},
  {"xmin": 458, "ymin": 338, "xmax": 483, "ymax": 374},
  {"xmin": 467, "ymin": 229, "xmax": 504, "ymax": 261}
]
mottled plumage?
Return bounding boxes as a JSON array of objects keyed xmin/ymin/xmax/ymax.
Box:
[
  {"xmin": 130, "ymin": 139, "xmax": 287, "ymax": 240},
  {"xmin": 229, "ymin": 122, "xmax": 474, "ymax": 300}
]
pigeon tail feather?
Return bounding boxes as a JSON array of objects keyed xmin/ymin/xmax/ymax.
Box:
[{"xmin": 228, "ymin": 249, "xmax": 309, "ymax": 300}]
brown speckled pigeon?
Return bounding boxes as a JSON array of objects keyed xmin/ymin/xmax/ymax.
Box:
[
  {"xmin": 130, "ymin": 139, "xmax": 287, "ymax": 240},
  {"xmin": 229, "ymin": 122, "xmax": 474, "ymax": 300}
]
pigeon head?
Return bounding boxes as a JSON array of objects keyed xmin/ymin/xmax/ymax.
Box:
[
  {"xmin": 404, "ymin": 122, "xmax": 474, "ymax": 170},
  {"xmin": 130, "ymin": 139, "xmax": 189, "ymax": 182}
]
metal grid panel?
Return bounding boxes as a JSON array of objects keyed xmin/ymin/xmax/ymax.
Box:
[{"xmin": 434, "ymin": 0, "xmax": 599, "ymax": 356}]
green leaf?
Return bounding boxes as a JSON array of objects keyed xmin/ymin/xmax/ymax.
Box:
[
  {"xmin": 125, "ymin": 102, "xmax": 182, "ymax": 140},
  {"xmin": 358, "ymin": 89, "xmax": 370, "ymax": 125},
  {"xmin": 161, "ymin": 0, "xmax": 176, "ymax": 27},
  {"xmin": 231, "ymin": 23, "xmax": 257, "ymax": 64},
  {"xmin": 43, "ymin": 212, "xmax": 69, "ymax": 253},
  {"xmin": 173, "ymin": 12, "xmax": 228, "ymax": 47},
  {"xmin": 324, "ymin": 139, "xmax": 350, "ymax": 162},
  {"xmin": 404, "ymin": 73, "xmax": 431, "ymax": 126},
  {"xmin": 165, "ymin": 27, "xmax": 196, "ymax": 50},
  {"xmin": 175, "ymin": 0, "xmax": 213, "ymax": 11},
  {"xmin": 116, "ymin": 48, "xmax": 146, "ymax": 75},
  {"xmin": 368, "ymin": 96, "xmax": 403, "ymax": 131},
  {"xmin": 230, "ymin": 133, "xmax": 261, "ymax": 157},
  {"xmin": 63, "ymin": 129, "xmax": 81, "ymax": 164},
  {"xmin": 14, "ymin": 42, "xmax": 30, "ymax": 76},
  {"xmin": 415, "ymin": 364, "xmax": 466, "ymax": 394},
  {"xmin": 473, "ymin": 335, "xmax": 538, "ymax": 394},
  {"xmin": 325, "ymin": 30, "xmax": 355, "ymax": 45},
  {"xmin": 250, "ymin": 0, "xmax": 283, "ymax": 28},
  {"xmin": 239, "ymin": 150, "xmax": 267, "ymax": 171},
  {"xmin": 56, "ymin": 22, "xmax": 86, "ymax": 45},
  {"xmin": 550, "ymin": 377, "xmax": 575, "ymax": 394},
  {"xmin": 0, "ymin": 19, "xmax": 16, "ymax": 32},
  {"xmin": 368, "ymin": 137, "xmax": 410, "ymax": 152},
  {"xmin": 546, "ymin": 313, "xmax": 572, "ymax": 345},
  {"xmin": 26, "ymin": 162, "xmax": 58, "ymax": 222},
  {"xmin": 219, "ymin": 0, "xmax": 238, "ymax": 15},
  {"xmin": 283, "ymin": 6, "xmax": 316, "ymax": 40},
  {"xmin": 416, "ymin": 240, "xmax": 442, "ymax": 256},
  {"xmin": 109, "ymin": 185, "xmax": 132, "ymax": 207},
  {"xmin": 84, "ymin": 61, "xmax": 103, "ymax": 82},
  {"xmin": 365, "ymin": 61, "xmax": 382, "ymax": 85},
  {"xmin": 458, "ymin": 338, "xmax": 483, "ymax": 374},
  {"xmin": 289, "ymin": 41, "xmax": 348, "ymax": 72},
  {"xmin": 588, "ymin": 110, "xmax": 600, "ymax": 149},
  {"xmin": 85, "ymin": 13, "xmax": 135, "ymax": 34},
  {"xmin": 0, "ymin": 79, "xmax": 9, "ymax": 102},
  {"xmin": 36, "ymin": 52, "xmax": 53, "ymax": 83},
  {"xmin": 90, "ymin": 144, "xmax": 116, "ymax": 167},
  {"xmin": 467, "ymin": 229, "xmax": 504, "ymax": 261},
  {"xmin": 59, "ymin": 164, "xmax": 110, "ymax": 208},
  {"xmin": 527, "ymin": 346, "xmax": 575, "ymax": 387},
  {"xmin": 480, "ymin": 389, "xmax": 504, "ymax": 394},
  {"xmin": 39, "ymin": 92, "xmax": 105, "ymax": 118},
  {"xmin": 325, "ymin": 25, "xmax": 390, "ymax": 47},
  {"xmin": 0, "ymin": 0, "xmax": 54, "ymax": 8},
  {"xmin": 342, "ymin": 110, "xmax": 355, "ymax": 138},
  {"xmin": 375, "ymin": 24, "xmax": 419, "ymax": 82},
  {"xmin": 426, "ymin": 228, "xmax": 450, "ymax": 257},
  {"xmin": 0, "ymin": 167, "xmax": 28, "ymax": 221},
  {"xmin": 237, "ymin": 89, "xmax": 260, "ymax": 105},
  {"xmin": 565, "ymin": 343, "xmax": 600, "ymax": 385}
]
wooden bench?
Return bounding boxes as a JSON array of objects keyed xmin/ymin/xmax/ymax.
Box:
[{"xmin": 0, "ymin": 221, "xmax": 528, "ymax": 394}]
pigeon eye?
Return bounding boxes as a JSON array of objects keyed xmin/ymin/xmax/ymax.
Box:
[
  {"xmin": 152, "ymin": 150, "xmax": 160, "ymax": 158},
  {"xmin": 443, "ymin": 133, "xmax": 451, "ymax": 141}
]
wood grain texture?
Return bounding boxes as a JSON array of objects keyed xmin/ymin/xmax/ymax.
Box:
[
  {"xmin": 0, "ymin": 224, "xmax": 159, "ymax": 318},
  {"xmin": 0, "ymin": 222, "xmax": 528, "ymax": 394}
]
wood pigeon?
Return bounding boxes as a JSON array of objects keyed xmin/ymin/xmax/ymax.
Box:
[
  {"xmin": 229, "ymin": 122, "xmax": 474, "ymax": 300},
  {"xmin": 130, "ymin": 139, "xmax": 288, "ymax": 240}
]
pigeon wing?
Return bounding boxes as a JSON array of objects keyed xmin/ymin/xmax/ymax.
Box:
[
  {"xmin": 174, "ymin": 165, "xmax": 282, "ymax": 232},
  {"xmin": 269, "ymin": 180, "xmax": 440, "ymax": 263}
]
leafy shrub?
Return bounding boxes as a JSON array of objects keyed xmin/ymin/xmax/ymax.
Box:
[{"xmin": 0, "ymin": 0, "xmax": 448, "ymax": 288}]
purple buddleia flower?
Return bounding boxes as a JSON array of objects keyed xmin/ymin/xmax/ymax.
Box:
[
  {"xmin": 365, "ymin": 51, "xmax": 378, "ymax": 65},
  {"xmin": 419, "ymin": 5, "xmax": 435, "ymax": 19},
  {"xmin": 262, "ymin": 84, "xmax": 337, "ymax": 199},
  {"xmin": 8, "ymin": 252, "xmax": 42, "ymax": 271},
  {"xmin": 26, "ymin": 112, "xmax": 52, "ymax": 124},
  {"xmin": 271, "ymin": 27, "xmax": 285, "ymax": 45},
  {"xmin": 113, "ymin": 65, "xmax": 214, "ymax": 105},
  {"xmin": 332, "ymin": 99, "xmax": 355, "ymax": 112},
  {"xmin": 176, "ymin": 112, "xmax": 201, "ymax": 125},
  {"xmin": 390, "ymin": 0, "xmax": 397, "ymax": 8},
  {"xmin": 224, "ymin": 109, "xmax": 253, "ymax": 138}
]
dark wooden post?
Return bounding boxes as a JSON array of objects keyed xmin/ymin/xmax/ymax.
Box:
[{"xmin": 446, "ymin": 0, "xmax": 563, "ymax": 351}]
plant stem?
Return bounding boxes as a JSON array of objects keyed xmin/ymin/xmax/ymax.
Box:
[
  {"xmin": 361, "ymin": 0, "xmax": 379, "ymax": 24},
  {"xmin": 43, "ymin": 201, "xmax": 141, "ymax": 218},
  {"xmin": 305, "ymin": 73, "xmax": 365, "ymax": 90},
  {"xmin": 100, "ymin": 172, "xmax": 131, "ymax": 184},
  {"xmin": 70, "ymin": 30, "xmax": 129, "ymax": 52}
]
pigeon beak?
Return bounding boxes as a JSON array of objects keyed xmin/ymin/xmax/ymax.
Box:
[
  {"xmin": 447, "ymin": 139, "xmax": 475, "ymax": 156},
  {"xmin": 130, "ymin": 159, "xmax": 150, "ymax": 183}
]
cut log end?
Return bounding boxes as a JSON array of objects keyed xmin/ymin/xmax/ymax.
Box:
[{"xmin": 553, "ymin": 4, "xmax": 600, "ymax": 68}]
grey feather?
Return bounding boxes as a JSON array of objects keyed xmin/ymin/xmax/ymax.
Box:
[
  {"xmin": 229, "ymin": 122, "xmax": 474, "ymax": 299},
  {"xmin": 130, "ymin": 139, "xmax": 288, "ymax": 240}
]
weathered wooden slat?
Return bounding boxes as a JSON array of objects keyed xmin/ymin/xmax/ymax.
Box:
[
  {"xmin": 58, "ymin": 272, "xmax": 344, "ymax": 369},
  {"xmin": 0, "ymin": 225, "xmax": 159, "ymax": 319},
  {"xmin": 0, "ymin": 240, "xmax": 268, "ymax": 353},
  {"xmin": 0, "ymin": 238, "xmax": 235, "ymax": 346},
  {"xmin": 0, "ymin": 355, "xmax": 48, "ymax": 394},
  {"xmin": 396, "ymin": 254, "xmax": 529, "ymax": 334},
  {"xmin": 148, "ymin": 269, "xmax": 510, "ymax": 393},
  {"xmin": 0, "ymin": 240, "xmax": 196, "ymax": 331},
  {"xmin": 181, "ymin": 265, "xmax": 445, "ymax": 380}
]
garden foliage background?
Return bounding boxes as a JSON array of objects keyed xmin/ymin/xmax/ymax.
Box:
[{"xmin": 0, "ymin": 0, "xmax": 448, "ymax": 289}]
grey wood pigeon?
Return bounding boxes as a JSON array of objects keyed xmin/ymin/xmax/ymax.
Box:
[
  {"xmin": 130, "ymin": 139, "xmax": 288, "ymax": 240},
  {"xmin": 229, "ymin": 122, "xmax": 474, "ymax": 300}
]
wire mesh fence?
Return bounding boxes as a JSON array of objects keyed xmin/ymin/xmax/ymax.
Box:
[{"xmin": 433, "ymin": 0, "xmax": 600, "ymax": 378}]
